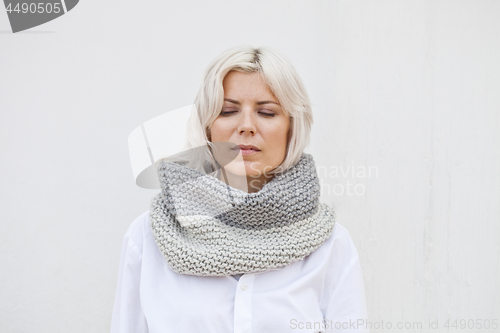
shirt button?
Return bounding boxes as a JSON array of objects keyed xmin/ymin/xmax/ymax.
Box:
[{"xmin": 241, "ymin": 283, "xmax": 248, "ymax": 291}]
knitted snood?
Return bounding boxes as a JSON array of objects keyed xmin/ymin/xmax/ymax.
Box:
[{"xmin": 149, "ymin": 153, "xmax": 336, "ymax": 276}]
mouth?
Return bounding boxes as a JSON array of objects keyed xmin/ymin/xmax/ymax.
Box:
[{"xmin": 232, "ymin": 144, "xmax": 261, "ymax": 156}]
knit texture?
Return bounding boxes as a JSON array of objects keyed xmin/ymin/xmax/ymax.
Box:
[{"xmin": 149, "ymin": 153, "xmax": 336, "ymax": 276}]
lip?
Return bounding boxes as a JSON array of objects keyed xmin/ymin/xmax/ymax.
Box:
[{"xmin": 232, "ymin": 144, "xmax": 261, "ymax": 156}]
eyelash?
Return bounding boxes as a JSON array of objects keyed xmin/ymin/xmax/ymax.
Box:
[{"xmin": 220, "ymin": 110, "xmax": 275, "ymax": 117}]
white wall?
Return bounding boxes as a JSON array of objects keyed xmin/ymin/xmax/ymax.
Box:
[{"xmin": 0, "ymin": 1, "xmax": 498, "ymax": 332}]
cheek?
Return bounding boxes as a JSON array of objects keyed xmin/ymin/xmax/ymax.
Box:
[
  {"xmin": 210, "ymin": 120, "xmax": 229, "ymax": 141},
  {"xmin": 266, "ymin": 122, "xmax": 289, "ymax": 153},
  {"xmin": 274, "ymin": 121, "xmax": 290, "ymax": 144}
]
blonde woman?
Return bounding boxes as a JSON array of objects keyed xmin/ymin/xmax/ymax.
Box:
[{"xmin": 111, "ymin": 46, "xmax": 369, "ymax": 332}]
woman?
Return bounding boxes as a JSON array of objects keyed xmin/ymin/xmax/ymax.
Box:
[{"xmin": 111, "ymin": 46, "xmax": 369, "ymax": 332}]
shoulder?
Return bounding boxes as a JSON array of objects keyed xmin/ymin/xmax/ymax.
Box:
[
  {"xmin": 319, "ymin": 221, "xmax": 368, "ymax": 319},
  {"xmin": 123, "ymin": 210, "xmax": 151, "ymax": 253},
  {"xmin": 329, "ymin": 222, "xmax": 359, "ymax": 254},
  {"xmin": 321, "ymin": 221, "xmax": 361, "ymax": 272},
  {"xmin": 314, "ymin": 220, "xmax": 364, "ymax": 305}
]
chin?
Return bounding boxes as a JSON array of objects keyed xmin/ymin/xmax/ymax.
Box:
[{"xmin": 225, "ymin": 160, "xmax": 263, "ymax": 177}]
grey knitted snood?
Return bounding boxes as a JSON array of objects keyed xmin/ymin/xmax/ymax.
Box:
[{"xmin": 149, "ymin": 153, "xmax": 336, "ymax": 276}]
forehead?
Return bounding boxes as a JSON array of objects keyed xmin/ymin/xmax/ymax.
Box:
[{"xmin": 222, "ymin": 71, "xmax": 276, "ymax": 100}]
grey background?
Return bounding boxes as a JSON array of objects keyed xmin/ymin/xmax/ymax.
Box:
[{"xmin": 1, "ymin": 0, "xmax": 499, "ymax": 332}]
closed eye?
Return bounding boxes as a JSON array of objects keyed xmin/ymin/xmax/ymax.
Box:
[
  {"xmin": 220, "ymin": 111, "xmax": 237, "ymax": 116},
  {"xmin": 219, "ymin": 110, "xmax": 276, "ymax": 117},
  {"xmin": 259, "ymin": 111, "xmax": 275, "ymax": 117}
]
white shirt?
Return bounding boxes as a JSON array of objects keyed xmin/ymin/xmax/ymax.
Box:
[{"xmin": 111, "ymin": 210, "xmax": 369, "ymax": 333}]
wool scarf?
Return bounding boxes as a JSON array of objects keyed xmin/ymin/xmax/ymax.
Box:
[{"xmin": 149, "ymin": 153, "xmax": 336, "ymax": 276}]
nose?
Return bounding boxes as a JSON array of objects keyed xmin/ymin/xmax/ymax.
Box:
[{"xmin": 237, "ymin": 108, "xmax": 256, "ymax": 135}]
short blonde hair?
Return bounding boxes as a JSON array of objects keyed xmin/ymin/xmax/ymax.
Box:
[{"xmin": 184, "ymin": 45, "xmax": 313, "ymax": 175}]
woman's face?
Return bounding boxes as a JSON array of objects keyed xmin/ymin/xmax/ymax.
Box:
[{"xmin": 210, "ymin": 70, "xmax": 290, "ymax": 184}]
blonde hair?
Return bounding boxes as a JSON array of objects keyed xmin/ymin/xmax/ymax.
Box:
[{"xmin": 183, "ymin": 45, "xmax": 313, "ymax": 175}]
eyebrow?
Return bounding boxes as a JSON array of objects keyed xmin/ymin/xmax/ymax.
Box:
[{"xmin": 224, "ymin": 98, "xmax": 279, "ymax": 106}]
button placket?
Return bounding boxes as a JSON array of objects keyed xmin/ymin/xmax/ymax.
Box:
[{"xmin": 233, "ymin": 274, "xmax": 255, "ymax": 333}]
